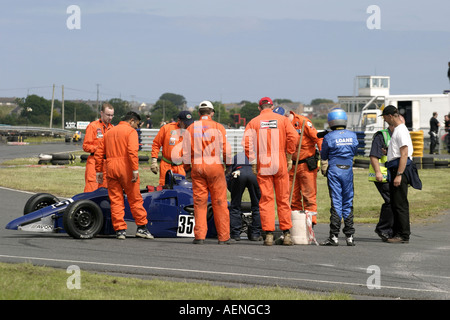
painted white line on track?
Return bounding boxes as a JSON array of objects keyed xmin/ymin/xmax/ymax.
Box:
[
  {"xmin": 0, "ymin": 186, "xmax": 68, "ymax": 200},
  {"xmin": 0, "ymin": 186, "xmax": 35, "ymax": 195},
  {"xmin": 0, "ymin": 254, "xmax": 448, "ymax": 294}
]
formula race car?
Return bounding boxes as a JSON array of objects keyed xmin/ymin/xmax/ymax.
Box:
[{"xmin": 5, "ymin": 171, "xmax": 221, "ymax": 239}]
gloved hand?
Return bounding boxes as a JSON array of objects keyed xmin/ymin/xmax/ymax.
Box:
[
  {"xmin": 286, "ymin": 153, "xmax": 293, "ymax": 171},
  {"xmin": 317, "ymin": 129, "xmax": 330, "ymax": 139},
  {"xmin": 232, "ymin": 170, "xmax": 240, "ymax": 178},
  {"xmin": 320, "ymin": 160, "xmax": 328, "ymax": 177},
  {"xmin": 96, "ymin": 172, "xmax": 103, "ymax": 184},
  {"xmin": 131, "ymin": 170, "xmax": 139, "ymax": 183},
  {"xmin": 251, "ymin": 159, "xmax": 257, "ymax": 175},
  {"xmin": 150, "ymin": 158, "xmax": 158, "ymax": 174}
]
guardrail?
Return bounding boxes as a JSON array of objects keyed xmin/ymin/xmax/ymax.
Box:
[
  {"xmin": 0, "ymin": 125, "xmax": 73, "ymax": 137},
  {"xmin": 139, "ymin": 128, "xmax": 432, "ymax": 157},
  {"xmin": 139, "ymin": 128, "xmax": 246, "ymax": 153}
]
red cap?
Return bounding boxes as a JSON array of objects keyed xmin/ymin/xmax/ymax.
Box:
[{"xmin": 259, "ymin": 97, "xmax": 273, "ymax": 106}]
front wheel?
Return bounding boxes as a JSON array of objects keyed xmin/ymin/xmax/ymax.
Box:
[
  {"xmin": 23, "ymin": 193, "xmax": 60, "ymax": 215},
  {"xmin": 63, "ymin": 200, "xmax": 103, "ymax": 239}
]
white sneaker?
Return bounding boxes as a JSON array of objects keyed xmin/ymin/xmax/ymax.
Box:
[
  {"xmin": 116, "ymin": 230, "xmax": 127, "ymax": 240},
  {"xmin": 136, "ymin": 227, "xmax": 154, "ymax": 239}
]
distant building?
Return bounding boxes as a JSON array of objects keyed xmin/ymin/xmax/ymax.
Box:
[
  {"xmin": 0, "ymin": 97, "xmax": 19, "ymax": 107},
  {"xmin": 0, "ymin": 97, "xmax": 20, "ymax": 115}
]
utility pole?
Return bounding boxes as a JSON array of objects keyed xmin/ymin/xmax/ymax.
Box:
[
  {"xmin": 61, "ymin": 85, "xmax": 65, "ymax": 129},
  {"xmin": 96, "ymin": 84, "xmax": 100, "ymax": 118},
  {"xmin": 50, "ymin": 84, "xmax": 55, "ymax": 128}
]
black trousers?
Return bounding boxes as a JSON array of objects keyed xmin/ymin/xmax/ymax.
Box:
[
  {"xmin": 228, "ymin": 168, "xmax": 262, "ymax": 238},
  {"xmin": 430, "ymin": 132, "xmax": 439, "ymax": 154},
  {"xmin": 388, "ymin": 168, "xmax": 411, "ymax": 240},
  {"xmin": 374, "ymin": 181, "xmax": 394, "ymax": 237}
]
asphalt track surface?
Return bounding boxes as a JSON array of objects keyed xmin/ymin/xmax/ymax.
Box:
[{"xmin": 1, "ymin": 143, "xmax": 450, "ymax": 300}]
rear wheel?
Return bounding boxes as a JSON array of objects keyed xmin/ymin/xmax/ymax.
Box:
[
  {"xmin": 23, "ymin": 193, "xmax": 60, "ymax": 215},
  {"xmin": 63, "ymin": 200, "xmax": 103, "ymax": 239}
]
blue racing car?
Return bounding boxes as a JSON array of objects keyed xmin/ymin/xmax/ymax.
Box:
[{"xmin": 5, "ymin": 171, "xmax": 219, "ymax": 239}]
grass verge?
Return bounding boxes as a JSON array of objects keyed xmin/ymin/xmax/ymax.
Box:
[{"xmin": 0, "ymin": 262, "xmax": 349, "ymax": 300}]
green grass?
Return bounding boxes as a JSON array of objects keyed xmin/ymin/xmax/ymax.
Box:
[{"xmin": 0, "ymin": 263, "xmax": 349, "ymax": 300}]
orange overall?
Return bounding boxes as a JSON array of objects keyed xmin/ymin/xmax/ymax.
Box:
[
  {"xmin": 82, "ymin": 119, "xmax": 113, "ymax": 192},
  {"xmin": 243, "ymin": 109, "xmax": 298, "ymax": 232},
  {"xmin": 182, "ymin": 116, "xmax": 232, "ymax": 241},
  {"xmin": 95, "ymin": 121, "xmax": 148, "ymax": 231},
  {"xmin": 288, "ymin": 112, "xmax": 323, "ymax": 224},
  {"xmin": 151, "ymin": 122, "xmax": 186, "ymax": 186}
]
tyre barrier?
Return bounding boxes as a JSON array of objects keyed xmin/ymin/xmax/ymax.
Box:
[
  {"xmin": 80, "ymin": 154, "xmax": 89, "ymax": 163},
  {"xmin": 37, "ymin": 153, "xmax": 152, "ymax": 166},
  {"xmin": 353, "ymin": 158, "xmax": 370, "ymax": 169},
  {"xmin": 435, "ymin": 160, "xmax": 449, "ymax": 168},
  {"xmin": 352, "ymin": 130, "xmax": 426, "ymax": 159},
  {"xmin": 38, "ymin": 153, "xmax": 52, "ymax": 161},
  {"xmin": 355, "ymin": 131, "xmax": 365, "ymax": 156},
  {"xmin": 412, "ymin": 156, "xmax": 422, "ymax": 169},
  {"xmin": 51, "ymin": 160, "xmax": 71, "ymax": 165},
  {"xmin": 410, "ymin": 130, "xmax": 424, "ymax": 158},
  {"xmin": 52, "ymin": 153, "xmax": 76, "ymax": 161},
  {"xmin": 412, "ymin": 157, "xmax": 449, "ymax": 169},
  {"xmin": 38, "ymin": 153, "xmax": 76, "ymax": 165},
  {"xmin": 421, "ymin": 157, "xmax": 434, "ymax": 169},
  {"xmin": 80, "ymin": 154, "xmax": 147, "ymax": 163},
  {"xmin": 138, "ymin": 155, "xmax": 150, "ymax": 163}
]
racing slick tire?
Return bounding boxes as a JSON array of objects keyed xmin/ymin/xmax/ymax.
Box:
[
  {"xmin": 63, "ymin": 200, "xmax": 104, "ymax": 239},
  {"xmin": 23, "ymin": 193, "xmax": 60, "ymax": 215}
]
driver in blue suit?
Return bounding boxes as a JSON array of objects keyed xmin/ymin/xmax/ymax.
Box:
[{"xmin": 320, "ymin": 108, "xmax": 359, "ymax": 246}]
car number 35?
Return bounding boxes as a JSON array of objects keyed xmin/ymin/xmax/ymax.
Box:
[{"xmin": 177, "ymin": 215, "xmax": 195, "ymax": 237}]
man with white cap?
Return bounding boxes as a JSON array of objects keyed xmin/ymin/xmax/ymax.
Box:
[{"xmin": 182, "ymin": 101, "xmax": 232, "ymax": 244}]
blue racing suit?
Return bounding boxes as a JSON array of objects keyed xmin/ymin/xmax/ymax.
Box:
[{"xmin": 321, "ymin": 129, "xmax": 359, "ymax": 236}]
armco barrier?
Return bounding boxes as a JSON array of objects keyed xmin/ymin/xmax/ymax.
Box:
[
  {"xmin": 141, "ymin": 128, "xmax": 373, "ymax": 157},
  {"xmin": 139, "ymin": 128, "xmax": 431, "ymax": 160},
  {"xmin": 139, "ymin": 128, "xmax": 246, "ymax": 154}
]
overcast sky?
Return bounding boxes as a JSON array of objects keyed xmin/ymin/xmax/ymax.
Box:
[{"xmin": 1, "ymin": 0, "xmax": 449, "ymax": 107}]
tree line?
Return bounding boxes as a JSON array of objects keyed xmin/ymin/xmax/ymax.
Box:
[{"xmin": 0, "ymin": 93, "xmax": 332, "ymax": 129}]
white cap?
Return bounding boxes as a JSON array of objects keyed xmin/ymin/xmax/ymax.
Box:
[{"xmin": 198, "ymin": 100, "xmax": 214, "ymax": 110}]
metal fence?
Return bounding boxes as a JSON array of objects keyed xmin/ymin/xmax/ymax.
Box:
[
  {"xmin": 139, "ymin": 128, "xmax": 246, "ymax": 154},
  {"xmin": 0, "ymin": 125, "xmax": 72, "ymax": 137},
  {"xmin": 140, "ymin": 128, "xmax": 431, "ymax": 157}
]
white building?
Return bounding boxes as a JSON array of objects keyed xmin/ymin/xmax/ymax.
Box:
[{"xmin": 338, "ymin": 75, "xmax": 450, "ymax": 132}]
